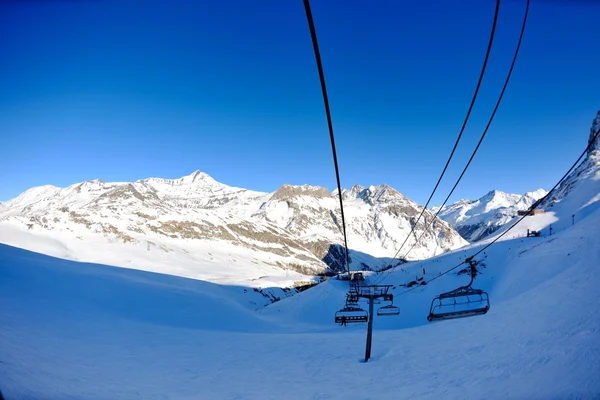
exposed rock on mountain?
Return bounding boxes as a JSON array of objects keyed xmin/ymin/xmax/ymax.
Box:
[{"xmin": 589, "ymin": 110, "xmax": 600, "ymax": 154}]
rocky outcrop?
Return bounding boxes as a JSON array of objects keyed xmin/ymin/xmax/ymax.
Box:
[{"xmin": 589, "ymin": 110, "xmax": 600, "ymax": 155}]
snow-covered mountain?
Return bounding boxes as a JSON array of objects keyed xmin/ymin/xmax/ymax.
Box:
[
  {"xmin": 435, "ymin": 188, "xmax": 547, "ymax": 242},
  {"xmin": 253, "ymin": 183, "xmax": 466, "ymax": 267},
  {"xmin": 0, "ymin": 173, "xmax": 467, "ymax": 287}
]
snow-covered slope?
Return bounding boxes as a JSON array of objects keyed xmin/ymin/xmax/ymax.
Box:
[
  {"xmin": 436, "ymin": 188, "xmax": 547, "ymax": 242},
  {"xmin": 1, "ymin": 193, "xmax": 598, "ymax": 399},
  {"xmin": 0, "ymin": 173, "xmax": 467, "ymax": 289}
]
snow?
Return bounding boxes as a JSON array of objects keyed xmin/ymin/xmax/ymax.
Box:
[
  {"xmin": 0, "ymin": 221, "xmax": 313, "ymax": 290},
  {"xmin": 1, "ymin": 197, "xmax": 599, "ymax": 399}
]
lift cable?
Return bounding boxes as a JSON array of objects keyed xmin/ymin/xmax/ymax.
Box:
[
  {"xmin": 382, "ymin": 0, "xmax": 502, "ymax": 272},
  {"xmin": 400, "ymin": 0, "xmax": 530, "ymax": 262},
  {"xmin": 303, "ymin": 0, "xmax": 351, "ymax": 274}
]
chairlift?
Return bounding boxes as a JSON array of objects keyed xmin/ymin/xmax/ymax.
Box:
[
  {"xmin": 346, "ymin": 292, "xmax": 359, "ymax": 304},
  {"xmin": 377, "ymin": 304, "xmax": 400, "ymax": 316},
  {"xmin": 335, "ymin": 305, "xmax": 368, "ymax": 324},
  {"xmin": 335, "ymin": 290, "xmax": 368, "ymax": 324},
  {"xmin": 427, "ymin": 258, "xmax": 490, "ymax": 322},
  {"xmin": 377, "ymin": 294, "xmax": 400, "ymax": 316}
]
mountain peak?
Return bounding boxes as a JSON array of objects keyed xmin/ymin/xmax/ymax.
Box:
[
  {"xmin": 181, "ymin": 170, "xmax": 213, "ymax": 184},
  {"xmin": 139, "ymin": 170, "xmax": 221, "ymax": 188},
  {"xmin": 74, "ymin": 179, "xmax": 105, "ymax": 191},
  {"xmin": 371, "ymin": 184, "xmax": 403, "ymax": 198},
  {"xmin": 338, "ymin": 185, "xmax": 365, "ymax": 200},
  {"xmin": 482, "ymin": 189, "xmax": 506, "ymax": 199},
  {"xmin": 271, "ymin": 184, "xmax": 331, "ymax": 201},
  {"xmin": 523, "ymin": 188, "xmax": 548, "ymax": 199}
]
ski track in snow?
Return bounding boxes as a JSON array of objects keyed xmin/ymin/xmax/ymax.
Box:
[{"xmin": 1, "ymin": 204, "xmax": 600, "ymax": 399}]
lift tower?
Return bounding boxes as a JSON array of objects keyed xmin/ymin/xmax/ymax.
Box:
[{"xmin": 357, "ymin": 285, "xmax": 396, "ymax": 362}]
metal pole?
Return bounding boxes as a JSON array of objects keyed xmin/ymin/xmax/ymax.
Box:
[{"xmin": 365, "ymin": 296, "xmax": 375, "ymax": 362}]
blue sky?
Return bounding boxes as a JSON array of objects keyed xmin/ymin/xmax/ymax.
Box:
[{"xmin": 1, "ymin": 0, "xmax": 599, "ymax": 205}]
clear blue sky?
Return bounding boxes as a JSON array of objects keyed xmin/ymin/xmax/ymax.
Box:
[{"xmin": 1, "ymin": 0, "xmax": 599, "ymax": 205}]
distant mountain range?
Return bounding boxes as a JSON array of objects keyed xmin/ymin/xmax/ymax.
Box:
[
  {"xmin": 2, "ymin": 111, "xmax": 598, "ymax": 288},
  {"xmin": 0, "ymin": 172, "xmax": 467, "ymax": 286},
  {"xmin": 434, "ymin": 189, "xmax": 547, "ymax": 242}
]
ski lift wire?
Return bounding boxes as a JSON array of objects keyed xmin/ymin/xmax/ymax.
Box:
[
  {"xmin": 303, "ymin": 0, "xmax": 351, "ymax": 274},
  {"xmin": 401, "ymin": 0, "xmax": 531, "ymax": 261},
  {"xmin": 382, "ymin": 0, "xmax": 502, "ymax": 274}
]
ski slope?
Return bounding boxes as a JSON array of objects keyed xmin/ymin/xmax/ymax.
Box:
[
  {"xmin": 1, "ymin": 202, "xmax": 599, "ymax": 399},
  {"xmin": 0, "ymin": 221, "xmax": 314, "ymax": 290}
]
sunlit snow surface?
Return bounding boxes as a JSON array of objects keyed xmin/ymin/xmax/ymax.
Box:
[{"xmin": 1, "ymin": 202, "xmax": 599, "ymax": 399}]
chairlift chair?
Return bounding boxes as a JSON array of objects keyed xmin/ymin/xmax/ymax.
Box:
[
  {"xmin": 334, "ymin": 291, "xmax": 368, "ymax": 324},
  {"xmin": 377, "ymin": 294, "xmax": 400, "ymax": 316},
  {"xmin": 427, "ymin": 258, "xmax": 490, "ymax": 322},
  {"xmin": 334, "ymin": 304, "xmax": 368, "ymax": 324},
  {"xmin": 377, "ymin": 304, "xmax": 400, "ymax": 316}
]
